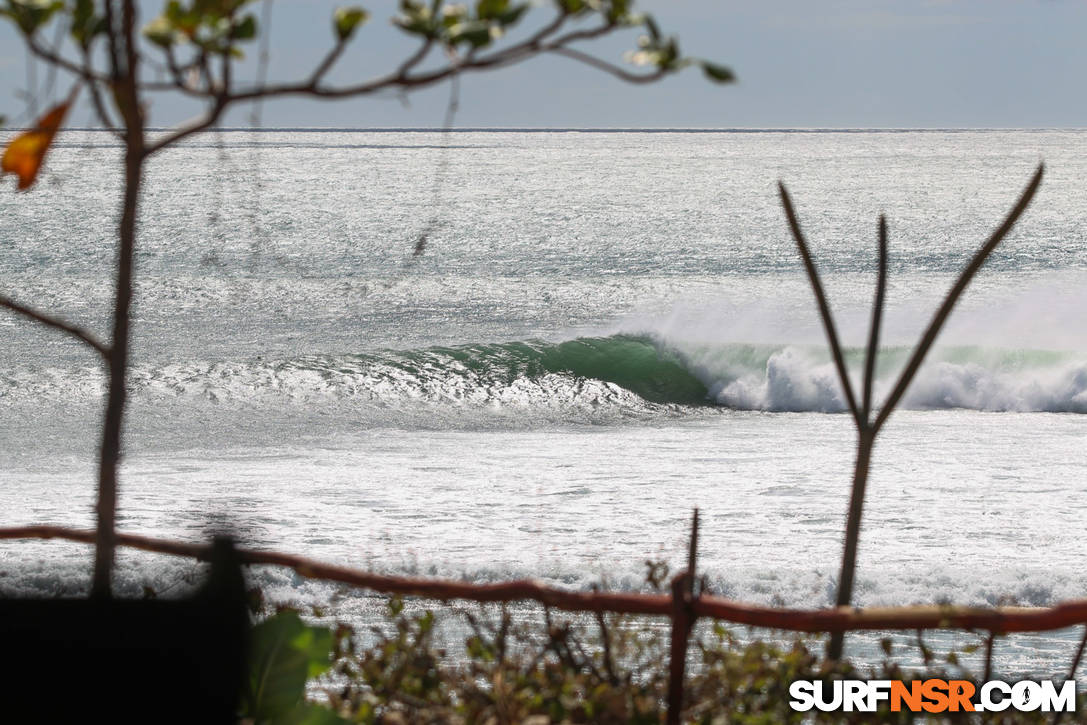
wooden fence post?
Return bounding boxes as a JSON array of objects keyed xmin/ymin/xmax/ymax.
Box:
[{"xmin": 667, "ymin": 509, "xmax": 699, "ymax": 725}]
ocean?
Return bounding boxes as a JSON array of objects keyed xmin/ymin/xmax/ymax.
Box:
[{"xmin": 1, "ymin": 128, "xmax": 1085, "ymax": 678}]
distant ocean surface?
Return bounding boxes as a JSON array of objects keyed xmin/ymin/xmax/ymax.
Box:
[{"xmin": 1, "ymin": 129, "xmax": 1086, "ymax": 676}]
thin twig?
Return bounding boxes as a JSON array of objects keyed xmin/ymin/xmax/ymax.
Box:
[
  {"xmin": 983, "ymin": 632, "xmax": 996, "ymax": 682},
  {"xmin": 0, "ymin": 297, "xmax": 109, "ymax": 360},
  {"xmin": 549, "ymin": 46, "xmax": 667, "ymax": 84},
  {"xmin": 144, "ymin": 97, "xmax": 229, "ymax": 155},
  {"xmin": 872, "ymin": 164, "xmax": 1044, "ymax": 433},
  {"xmin": 143, "ymin": 17, "xmax": 662, "ymax": 150},
  {"xmin": 412, "ymin": 58, "xmax": 461, "ymax": 258},
  {"xmin": 567, "ymin": 624, "xmax": 607, "ymax": 681},
  {"xmin": 594, "ymin": 609, "xmax": 619, "ymax": 685},
  {"xmin": 223, "ymin": 13, "xmax": 572, "ymax": 103},
  {"xmin": 395, "ymin": 38, "xmax": 435, "ymax": 77},
  {"xmin": 42, "ymin": 20, "xmax": 65, "ymax": 103},
  {"xmin": 26, "ymin": 36, "xmax": 105, "ymax": 83},
  {"xmin": 26, "ymin": 43, "xmax": 38, "ymax": 119},
  {"xmin": 141, "ymin": 13, "xmax": 676, "ymax": 157},
  {"xmin": 308, "ymin": 37, "xmax": 349, "ymax": 85},
  {"xmin": 861, "ymin": 216, "xmax": 887, "ymax": 424},
  {"xmin": 687, "ymin": 508, "xmax": 699, "ymax": 598},
  {"xmin": 778, "ymin": 182, "xmax": 862, "ymax": 424},
  {"xmin": 245, "ymin": 0, "xmax": 273, "ymax": 249},
  {"xmin": 916, "ymin": 628, "xmax": 932, "ymax": 665},
  {"xmin": 102, "ymin": 0, "xmax": 120, "ymax": 77},
  {"xmin": 82, "ymin": 76, "xmax": 122, "ymax": 137}
]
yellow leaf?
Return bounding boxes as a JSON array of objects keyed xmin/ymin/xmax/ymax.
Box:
[{"xmin": 1, "ymin": 100, "xmax": 71, "ymax": 191}]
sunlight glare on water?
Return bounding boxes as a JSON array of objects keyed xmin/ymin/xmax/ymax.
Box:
[{"xmin": 1, "ymin": 129, "xmax": 1085, "ymax": 677}]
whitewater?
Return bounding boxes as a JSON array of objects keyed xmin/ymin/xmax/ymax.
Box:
[{"xmin": 1, "ymin": 129, "xmax": 1086, "ymax": 677}]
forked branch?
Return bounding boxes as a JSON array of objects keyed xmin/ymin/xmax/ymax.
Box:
[{"xmin": 779, "ymin": 164, "xmax": 1044, "ymax": 661}]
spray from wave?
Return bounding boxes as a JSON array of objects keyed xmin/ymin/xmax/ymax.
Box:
[{"xmin": 679, "ymin": 341, "xmax": 1087, "ymax": 413}]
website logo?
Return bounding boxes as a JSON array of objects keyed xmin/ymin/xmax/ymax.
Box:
[{"xmin": 789, "ymin": 679, "xmax": 1076, "ymax": 713}]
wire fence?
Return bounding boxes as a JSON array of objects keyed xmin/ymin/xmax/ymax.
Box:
[{"xmin": 3, "ymin": 519, "xmax": 1087, "ymax": 724}]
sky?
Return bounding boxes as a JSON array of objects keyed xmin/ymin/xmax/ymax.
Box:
[{"xmin": 2, "ymin": 0, "xmax": 1087, "ymax": 129}]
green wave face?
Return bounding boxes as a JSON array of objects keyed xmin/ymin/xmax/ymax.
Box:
[
  {"xmin": 537, "ymin": 336, "xmax": 711, "ymax": 405},
  {"xmin": 414, "ymin": 336, "xmax": 711, "ymax": 406}
]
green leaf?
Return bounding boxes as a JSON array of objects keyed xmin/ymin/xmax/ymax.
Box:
[
  {"xmin": 475, "ymin": 0, "xmax": 508, "ymax": 20},
  {"xmin": 2, "ymin": 0, "xmax": 64, "ymax": 34},
  {"xmin": 244, "ymin": 611, "xmax": 336, "ymax": 722},
  {"xmin": 447, "ymin": 19, "xmax": 492, "ymax": 48},
  {"xmin": 69, "ymin": 0, "xmax": 102, "ymax": 47},
  {"xmin": 644, "ymin": 13, "xmax": 660, "ymax": 41},
  {"xmin": 439, "ymin": 2, "xmax": 467, "ymax": 28},
  {"xmin": 495, "ymin": 3, "xmax": 527, "ymax": 26},
  {"xmin": 607, "ymin": 0, "xmax": 631, "ymax": 24},
  {"xmin": 231, "ymin": 13, "xmax": 257, "ymax": 40},
  {"xmin": 142, "ymin": 14, "xmax": 178, "ymax": 47},
  {"xmin": 333, "ymin": 5, "xmax": 368, "ymax": 40},
  {"xmin": 164, "ymin": 0, "xmax": 185, "ymax": 24},
  {"xmin": 394, "ymin": 2, "xmax": 437, "ymax": 37},
  {"xmin": 700, "ymin": 60, "xmax": 735, "ymax": 84}
]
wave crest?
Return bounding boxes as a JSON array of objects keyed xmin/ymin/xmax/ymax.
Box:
[{"xmin": 4, "ymin": 334, "xmax": 1087, "ymax": 415}]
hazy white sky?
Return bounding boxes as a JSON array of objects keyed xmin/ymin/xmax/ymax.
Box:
[{"xmin": 2, "ymin": 0, "xmax": 1086, "ymax": 128}]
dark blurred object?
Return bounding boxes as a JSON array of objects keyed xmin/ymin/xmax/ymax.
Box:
[{"xmin": 0, "ymin": 538, "xmax": 247, "ymax": 724}]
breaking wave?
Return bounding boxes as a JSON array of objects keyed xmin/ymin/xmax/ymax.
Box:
[{"xmin": 3, "ymin": 335, "xmax": 1087, "ymax": 414}]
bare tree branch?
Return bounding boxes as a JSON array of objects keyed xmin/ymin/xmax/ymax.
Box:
[
  {"xmin": 0, "ymin": 296, "xmax": 109, "ymax": 360},
  {"xmin": 872, "ymin": 164, "xmax": 1044, "ymax": 433},
  {"xmin": 395, "ymin": 38, "xmax": 436, "ymax": 77},
  {"xmin": 103, "ymin": 0, "xmax": 121, "ymax": 77},
  {"xmin": 308, "ymin": 37, "xmax": 350, "ymax": 86},
  {"xmin": 26, "ymin": 35, "xmax": 106, "ymax": 82},
  {"xmin": 549, "ymin": 46, "xmax": 667, "ymax": 84},
  {"xmin": 142, "ymin": 17, "xmax": 676, "ymax": 157},
  {"xmin": 801, "ymin": 166, "xmax": 1043, "ymax": 661},
  {"xmin": 222, "ymin": 17, "xmax": 574, "ymax": 102},
  {"xmin": 144, "ymin": 97, "xmax": 229, "ymax": 154},
  {"xmin": 778, "ymin": 182, "xmax": 862, "ymax": 425},
  {"xmin": 861, "ymin": 216, "xmax": 888, "ymax": 424},
  {"xmin": 23, "ymin": 31, "xmax": 124, "ymax": 138},
  {"xmin": 220, "ymin": 32, "xmax": 232, "ymax": 101},
  {"xmin": 160, "ymin": 13, "xmax": 592, "ymax": 107},
  {"xmin": 80, "ymin": 49, "xmax": 123, "ymax": 138}
]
